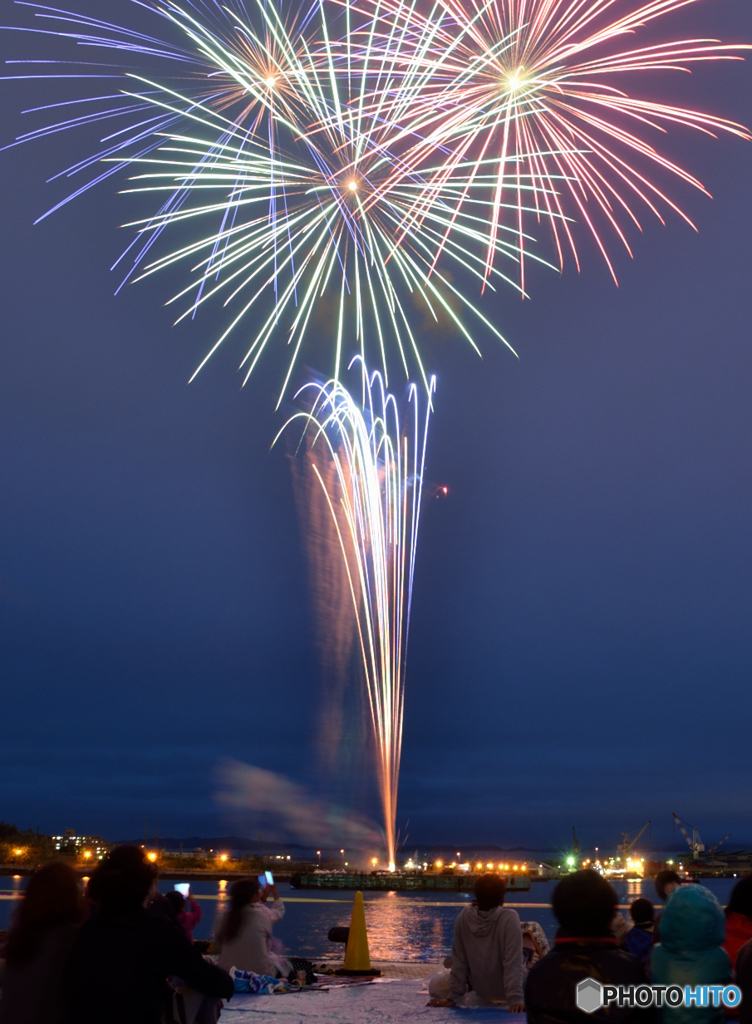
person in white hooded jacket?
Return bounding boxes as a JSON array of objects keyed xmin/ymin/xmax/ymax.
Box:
[{"xmin": 429, "ymin": 873, "xmax": 525, "ymax": 1009}]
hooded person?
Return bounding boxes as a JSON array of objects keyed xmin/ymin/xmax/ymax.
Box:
[
  {"xmin": 428, "ymin": 873, "xmax": 524, "ymax": 1009},
  {"xmin": 651, "ymin": 884, "xmax": 731, "ymax": 1024}
]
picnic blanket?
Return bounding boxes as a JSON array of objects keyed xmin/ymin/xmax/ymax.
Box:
[{"xmin": 220, "ymin": 977, "xmax": 528, "ymax": 1022}]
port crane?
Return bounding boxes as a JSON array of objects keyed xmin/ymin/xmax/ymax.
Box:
[
  {"xmin": 617, "ymin": 821, "xmax": 651, "ymax": 861},
  {"xmin": 708, "ymin": 833, "xmax": 733, "ymax": 855},
  {"xmin": 672, "ymin": 813, "xmax": 731, "ymax": 861}
]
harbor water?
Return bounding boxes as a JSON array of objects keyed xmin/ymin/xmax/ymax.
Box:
[{"xmin": 0, "ymin": 876, "xmax": 740, "ymax": 961}]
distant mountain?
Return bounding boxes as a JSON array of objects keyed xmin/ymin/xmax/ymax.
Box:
[{"xmin": 116, "ymin": 836, "xmax": 315, "ymax": 853}]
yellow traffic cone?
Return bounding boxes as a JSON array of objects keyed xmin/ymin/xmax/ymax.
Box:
[{"xmin": 335, "ymin": 891, "xmax": 381, "ymax": 976}]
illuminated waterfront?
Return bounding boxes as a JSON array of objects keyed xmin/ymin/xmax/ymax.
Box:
[{"xmin": 0, "ymin": 878, "xmax": 739, "ymax": 961}]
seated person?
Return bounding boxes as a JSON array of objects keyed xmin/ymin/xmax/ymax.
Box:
[
  {"xmin": 428, "ymin": 873, "xmax": 524, "ymax": 1009},
  {"xmin": 179, "ymin": 889, "xmax": 203, "ymax": 944},
  {"xmin": 64, "ymin": 845, "xmax": 233, "ymax": 1024},
  {"xmin": 215, "ymin": 879, "xmax": 291, "ymax": 979},
  {"xmin": 625, "ymin": 898, "xmax": 655, "ymax": 964},
  {"xmin": 525, "ymin": 869, "xmax": 652, "ymax": 1024},
  {"xmin": 0, "ymin": 862, "xmax": 84, "ymax": 1024},
  {"xmin": 651, "ymin": 884, "xmax": 731, "ymax": 1024},
  {"xmin": 163, "ymin": 890, "xmax": 203, "ymax": 943}
]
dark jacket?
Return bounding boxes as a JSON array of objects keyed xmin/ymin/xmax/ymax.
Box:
[
  {"xmin": 0, "ymin": 923, "xmax": 80, "ymax": 1024},
  {"xmin": 63, "ymin": 907, "xmax": 234, "ymax": 1024},
  {"xmin": 625, "ymin": 924, "xmax": 654, "ymax": 965},
  {"xmin": 525, "ymin": 934, "xmax": 653, "ymax": 1024}
]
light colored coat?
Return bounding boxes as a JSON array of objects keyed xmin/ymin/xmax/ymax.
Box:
[
  {"xmin": 215, "ymin": 901, "xmax": 285, "ymax": 978},
  {"xmin": 448, "ymin": 904, "xmax": 524, "ymax": 1005}
]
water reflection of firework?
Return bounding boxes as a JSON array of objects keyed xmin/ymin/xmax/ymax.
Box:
[{"xmin": 280, "ymin": 364, "xmax": 434, "ymax": 868}]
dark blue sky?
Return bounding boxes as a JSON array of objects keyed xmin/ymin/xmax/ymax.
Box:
[{"xmin": 1, "ymin": 0, "xmax": 751, "ymax": 854}]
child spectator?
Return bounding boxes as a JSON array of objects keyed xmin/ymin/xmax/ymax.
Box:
[
  {"xmin": 179, "ymin": 890, "xmax": 203, "ymax": 943},
  {"xmin": 724, "ymin": 875, "xmax": 752, "ymax": 971},
  {"xmin": 625, "ymin": 898, "xmax": 655, "ymax": 964},
  {"xmin": 525, "ymin": 870, "xmax": 651, "ymax": 1024},
  {"xmin": 427, "ymin": 873, "xmax": 524, "ymax": 1009},
  {"xmin": 651, "ymin": 884, "xmax": 731, "ymax": 1024},
  {"xmin": 164, "ymin": 889, "xmax": 203, "ymax": 943}
]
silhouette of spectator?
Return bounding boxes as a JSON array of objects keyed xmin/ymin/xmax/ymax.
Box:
[
  {"xmin": 525, "ymin": 869, "xmax": 652, "ymax": 1024},
  {"xmin": 737, "ymin": 938, "xmax": 752, "ymax": 1024},
  {"xmin": 178, "ymin": 890, "xmax": 203, "ymax": 943},
  {"xmin": 724, "ymin": 875, "xmax": 752, "ymax": 970},
  {"xmin": 655, "ymin": 870, "xmax": 683, "ymax": 904},
  {"xmin": 0, "ymin": 862, "xmax": 84, "ymax": 1024},
  {"xmin": 163, "ymin": 888, "xmax": 203, "ymax": 943},
  {"xmin": 64, "ymin": 845, "xmax": 232, "ymax": 1024},
  {"xmin": 653, "ymin": 869, "xmax": 684, "ymax": 943},
  {"xmin": 625, "ymin": 898, "xmax": 655, "ymax": 964}
]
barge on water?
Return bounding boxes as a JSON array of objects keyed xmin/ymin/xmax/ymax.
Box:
[{"xmin": 290, "ymin": 871, "xmax": 531, "ymax": 892}]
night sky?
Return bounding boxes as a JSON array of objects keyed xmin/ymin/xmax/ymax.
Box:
[{"xmin": 1, "ymin": 0, "xmax": 751, "ymax": 854}]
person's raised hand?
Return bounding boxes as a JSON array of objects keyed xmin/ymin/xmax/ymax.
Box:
[
  {"xmin": 508, "ymin": 1004, "xmax": 525, "ymax": 1013},
  {"xmin": 426, "ymin": 998, "xmax": 456, "ymax": 1007}
]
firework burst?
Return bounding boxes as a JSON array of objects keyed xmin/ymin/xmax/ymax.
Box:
[
  {"xmin": 3, "ymin": 0, "xmax": 556, "ymax": 394},
  {"xmin": 346, "ymin": 0, "xmax": 751, "ymax": 286},
  {"xmin": 2, "ymin": 0, "xmax": 323, "ymax": 286}
]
